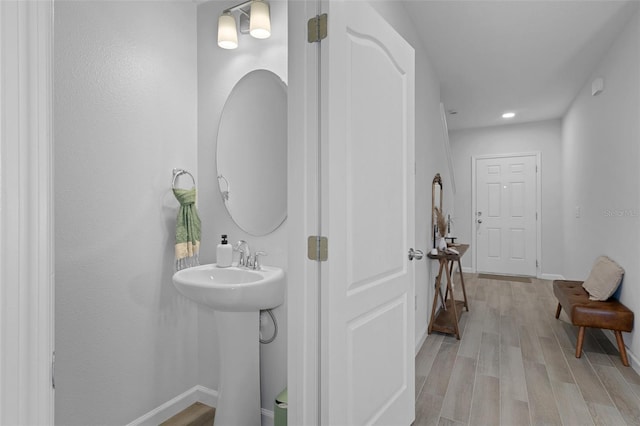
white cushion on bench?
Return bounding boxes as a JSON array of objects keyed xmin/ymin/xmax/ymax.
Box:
[{"xmin": 582, "ymin": 256, "xmax": 624, "ymax": 301}]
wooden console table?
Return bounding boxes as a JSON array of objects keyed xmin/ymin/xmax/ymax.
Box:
[{"xmin": 427, "ymin": 244, "xmax": 469, "ymax": 339}]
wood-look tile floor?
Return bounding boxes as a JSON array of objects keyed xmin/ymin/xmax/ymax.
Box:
[{"xmin": 414, "ymin": 274, "xmax": 640, "ymax": 426}]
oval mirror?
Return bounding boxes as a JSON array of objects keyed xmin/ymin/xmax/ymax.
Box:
[{"xmin": 216, "ymin": 70, "xmax": 287, "ymax": 236}]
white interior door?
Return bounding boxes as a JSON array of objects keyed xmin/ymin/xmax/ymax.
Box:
[
  {"xmin": 320, "ymin": 1, "xmax": 415, "ymax": 424},
  {"xmin": 475, "ymin": 154, "xmax": 538, "ymax": 276}
]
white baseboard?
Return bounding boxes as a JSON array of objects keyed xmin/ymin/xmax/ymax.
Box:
[
  {"xmin": 127, "ymin": 385, "xmax": 275, "ymax": 426},
  {"xmin": 459, "ymin": 268, "xmax": 564, "ymax": 281},
  {"xmin": 601, "ymin": 330, "xmax": 640, "ymax": 377},
  {"xmin": 415, "ymin": 324, "xmax": 429, "ymax": 355},
  {"xmin": 126, "ymin": 385, "xmax": 218, "ymax": 426},
  {"xmin": 540, "ymin": 273, "xmax": 565, "ymax": 281}
]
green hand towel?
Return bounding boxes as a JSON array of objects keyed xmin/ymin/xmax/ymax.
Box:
[{"xmin": 173, "ymin": 187, "xmax": 201, "ymax": 270}]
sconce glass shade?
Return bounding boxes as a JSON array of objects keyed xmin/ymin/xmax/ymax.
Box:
[
  {"xmin": 250, "ymin": 0, "xmax": 271, "ymax": 39},
  {"xmin": 218, "ymin": 12, "xmax": 238, "ymax": 49}
]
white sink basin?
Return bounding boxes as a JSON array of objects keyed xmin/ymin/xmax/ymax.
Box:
[{"xmin": 172, "ymin": 264, "xmax": 284, "ymax": 311}]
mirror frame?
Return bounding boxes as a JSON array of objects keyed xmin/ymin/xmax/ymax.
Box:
[{"xmin": 432, "ymin": 173, "xmax": 443, "ymax": 246}]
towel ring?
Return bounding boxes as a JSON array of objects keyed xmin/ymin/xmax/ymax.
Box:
[
  {"xmin": 217, "ymin": 174, "xmax": 230, "ymax": 201},
  {"xmin": 172, "ymin": 168, "xmax": 196, "ymax": 189}
]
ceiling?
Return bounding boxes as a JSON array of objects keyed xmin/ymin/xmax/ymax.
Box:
[{"xmin": 403, "ymin": 0, "xmax": 639, "ymax": 130}]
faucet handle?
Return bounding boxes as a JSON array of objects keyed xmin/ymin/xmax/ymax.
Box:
[{"xmin": 252, "ymin": 251, "xmax": 267, "ymax": 270}]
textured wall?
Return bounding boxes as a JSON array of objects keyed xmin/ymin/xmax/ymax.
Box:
[
  {"xmin": 369, "ymin": 0, "xmax": 454, "ymax": 347},
  {"xmin": 54, "ymin": 2, "xmax": 199, "ymax": 424},
  {"xmin": 562, "ymin": 8, "xmax": 640, "ymax": 362},
  {"xmin": 196, "ymin": 0, "xmax": 289, "ymax": 411},
  {"xmin": 449, "ymin": 120, "xmax": 564, "ymax": 277}
]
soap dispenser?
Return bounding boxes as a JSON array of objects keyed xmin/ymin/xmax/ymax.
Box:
[{"xmin": 217, "ymin": 234, "xmax": 232, "ymax": 267}]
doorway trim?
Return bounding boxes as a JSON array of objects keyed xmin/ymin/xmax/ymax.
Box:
[
  {"xmin": 471, "ymin": 152, "xmax": 542, "ymax": 277},
  {"xmin": 0, "ymin": 1, "xmax": 55, "ymax": 424},
  {"xmin": 287, "ymin": 0, "xmax": 321, "ymax": 424}
]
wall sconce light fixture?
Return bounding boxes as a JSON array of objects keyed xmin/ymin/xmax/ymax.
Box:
[{"xmin": 218, "ymin": 0, "xmax": 271, "ymax": 49}]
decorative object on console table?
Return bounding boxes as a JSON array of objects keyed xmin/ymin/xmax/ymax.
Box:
[
  {"xmin": 434, "ymin": 206, "xmax": 448, "ymax": 251},
  {"xmin": 433, "ymin": 224, "xmax": 437, "ymax": 249},
  {"xmin": 445, "ymin": 214, "xmax": 457, "ymax": 243},
  {"xmin": 437, "ymin": 236, "xmax": 447, "ymax": 251}
]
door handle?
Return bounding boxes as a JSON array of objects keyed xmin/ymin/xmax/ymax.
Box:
[
  {"xmin": 408, "ymin": 248, "xmax": 424, "ymax": 261},
  {"xmin": 477, "ymin": 219, "xmax": 483, "ymax": 224}
]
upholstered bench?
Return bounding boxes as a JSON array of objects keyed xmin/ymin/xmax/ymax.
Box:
[{"xmin": 553, "ymin": 280, "xmax": 634, "ymax": 366}]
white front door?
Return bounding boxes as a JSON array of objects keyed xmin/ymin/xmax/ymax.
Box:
[
  {"xmin": 475, "ymin": 154, "xmax": 538, "ymax": 276},
  {"xmin": 320, "ymin": 1, "xmax": 416, "ymax": 424}
]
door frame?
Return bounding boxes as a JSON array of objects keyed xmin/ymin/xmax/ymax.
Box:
[
  {"xmin": 287, "ymin": 0, "xmax": 321, "ymax": 424},
  {"xmin": 471, "ymin": 152, "xmax": 542, "ymax": 277},
  {"xmin": 0, "ymin": 1, "xmax": 55, "ymax": 424}
]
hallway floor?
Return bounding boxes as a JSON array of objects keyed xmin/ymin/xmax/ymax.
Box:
[{"xmin": 414, "ymin": 274, "xmax": 640, "ymax": 426}]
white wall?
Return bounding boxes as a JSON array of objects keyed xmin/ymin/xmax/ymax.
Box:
[
  {"xmin": 54, "ymin": 2, "xmax": 199, "ymax": 424},
  {"xmin": 562, "ymin": 9, "xmax": 640, "ymax": 361},
  {"xmin": 196, "ymin": 0, "xmax": 288, "ymax": 412},
  {"xmin": 369, "ymin": 1, "xmax": 453, "ymax": 347},
  {"xmin": 450, "ymin": 120, "xmax": 564, "ymax": 277}
]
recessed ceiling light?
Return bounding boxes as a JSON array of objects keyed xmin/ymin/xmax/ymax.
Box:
[{"xmin": 502, "ymin": 112, "xmax": 516, "ymax": 119}]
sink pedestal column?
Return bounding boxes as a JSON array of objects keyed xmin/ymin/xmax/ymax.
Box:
[{"xmin": 214, "ymin": 310, "xmax": 261, "ymax": 426}]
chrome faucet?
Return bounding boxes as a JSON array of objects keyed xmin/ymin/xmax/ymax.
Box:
[
  {"xmin": 234, "ymin": 240, "xmax": 251, "ymax": 267},
  {"xmin": 234, "ymin": 241, "xmax": 268, "ymax": 270},
  {"xmin": 248, "ymin": 251, "xmax": 267, "ymax": 270}
]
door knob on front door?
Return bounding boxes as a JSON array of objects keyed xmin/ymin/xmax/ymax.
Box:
[
  {"xmin": 477, "ymin": 219, "xmax": 483, "ymax": 224},
  {"xmin": 408, "ymin": 248, "xmax": 424, "ymax": 261}
]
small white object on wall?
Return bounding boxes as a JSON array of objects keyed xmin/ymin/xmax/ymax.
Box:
[{"xmin": 591, "ymin": 77, "xmax": 604, "ymax": 96}]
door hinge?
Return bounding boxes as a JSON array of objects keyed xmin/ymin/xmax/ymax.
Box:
[
  {"xmin": 536, "ymin": 260, "xmax": 539, "ymax": 268},
  {"xmin": 307, "ymin": 14, "xmax": 328, "ymax": 43},
  {"xmin": 308, "ymin": 236, "xmax": 328, "ymax": 261},
  {"xmin": 51, "ymin": 351, "xmax": 56, "ymax": 389}
]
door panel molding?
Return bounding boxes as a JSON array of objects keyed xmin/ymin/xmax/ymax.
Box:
[
  {"xmin": 471, "ymin": 152, "xmax": 542, "ymax": 277},
  {"xmin": 346, "ymin": 295, "xmax": 407, "ymax": 425}
]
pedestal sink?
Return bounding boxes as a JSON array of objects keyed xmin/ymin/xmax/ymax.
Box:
[{"xmin": 172, "ymin": 264, "xmax": 285, "ymax": 426}]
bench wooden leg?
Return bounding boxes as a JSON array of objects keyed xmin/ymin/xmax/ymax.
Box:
[
  {"xmin": 575, "ymin": 326, "xmax": 586, "ymax": 358},
  {"xmin": 614, "ymin": 330, "xmax": 630, "ymax": 367},
  {"xmin": 555, "ymin": 303, "xmax": 562, "ymax": 319}
]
